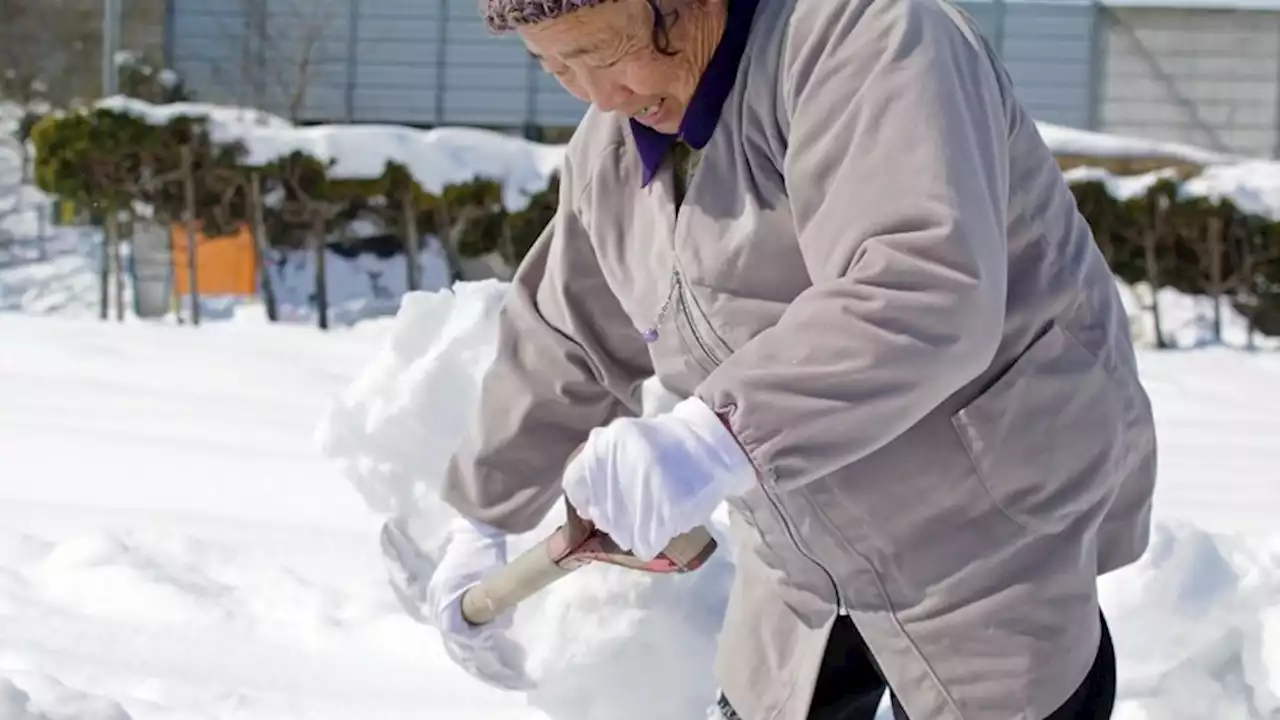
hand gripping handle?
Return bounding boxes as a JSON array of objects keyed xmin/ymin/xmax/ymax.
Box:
[{"xmin": 460, "ymin": 502, "xmax": 718, "ymax": 626}]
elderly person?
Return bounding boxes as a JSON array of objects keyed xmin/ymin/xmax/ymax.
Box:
[{"xmin": 403, "ymin": 0, "xmax": 1159, "ymax": 718}]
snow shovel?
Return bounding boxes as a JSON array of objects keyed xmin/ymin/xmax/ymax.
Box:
[{"xmin": 460, "ymin": 501, "xmax": 719, "ymax": 626}]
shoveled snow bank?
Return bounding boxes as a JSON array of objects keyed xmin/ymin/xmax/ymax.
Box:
[
  {"xmin": 315, "ymin": 281, "xmax": 734, "ymax": 720},
  {"xmin": 4, "ymin": 275, "xmax": 1279, "ymax": 720},
  {"xmin": 0, "ymin": 675, "xmax": 131, "ymax": 720},
  {"xmin": 1103, "ymin": 522, "xmax": 1280, "ymax": 719},
  {"xmin": 316, "ymin": 280, "xmax": 1280, "ymax": 720},
  {"xmin": 1, "ymin": 103, "xmax": 56, "ymax": 245}
]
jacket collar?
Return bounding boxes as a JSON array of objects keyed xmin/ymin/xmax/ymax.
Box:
[{"xmin": 631, "ymin": 0, "xmax": 760, "ymax": 187}]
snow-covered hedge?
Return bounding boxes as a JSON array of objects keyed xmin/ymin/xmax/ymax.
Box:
[
  {"xmin": 26, "ymin": 95, "xmax": 1280, "ymax": 340},
  {"xmin": 28, "ymin": 97, "xmax": 564, "ymax": 281},
  {"xmin": 1062, "ymin": 160, "xmax": 1280, "ymax": 344}
]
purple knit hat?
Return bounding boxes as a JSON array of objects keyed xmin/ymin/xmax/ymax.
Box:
[{"xmin": 481, "ymin": 0, "xmax": 624, "ymax": 32}]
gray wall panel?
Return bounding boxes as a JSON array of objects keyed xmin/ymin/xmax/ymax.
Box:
[
  {"xmin": 166, "ymin": 0, "xmax": 1280, "ymax": 157},
  {"xmin": 1099, "ymin": 6, "xmax": 1280, "ymax": 156}
]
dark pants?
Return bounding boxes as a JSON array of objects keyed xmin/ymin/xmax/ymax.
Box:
[{"xmin": 718, "ymin": 611, "xmax": 1116, "ymax": 720}]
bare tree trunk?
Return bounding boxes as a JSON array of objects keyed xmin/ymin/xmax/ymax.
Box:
[
  {"xmin": 1142, "ymin": 197, "xmax": 1171, "ymax": 349},
  {"xmin": 249, "ymin": 172, "xmax": 279, "ymax": 321},
  {"xmin": 181, "ymin": 145, "xmax": 201, "ymax": 326},
  {"xmin": 114, "ymin": 211, "xmax": 127, "ymax": 322},
  {"xmin": 1207, "ymin": 214, "xmax": 1224, "ymax": 342},
  {"xmin": 401, "ymin": 191, "xmax": 420, "ymax": 291},
  {"xmin": 99, "ymin": 205, "xmax": 113, "ymax": 321},
  {"xmin": 434, "ymin": 205, "xmax": 463, "ymax": 282},
  {"xmin": 1094, "ymin": 225, "xmax": 1114, "ymax": 267},
  {"xmin": 313, "ymin": 219, "xmax": 329, "ymax": 331},
  {"xmin": 1142, "ymin": 230, "xmax": 1166, "ymax": 349}
]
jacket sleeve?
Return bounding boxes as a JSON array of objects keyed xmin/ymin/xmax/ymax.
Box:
[
  {"xmin": 440, "ymin": 151, "xmax": 655, "ymax": 534},
  {"xmin": 695, "ymin": 0, "xmax": 1010, "ymax": 492}
]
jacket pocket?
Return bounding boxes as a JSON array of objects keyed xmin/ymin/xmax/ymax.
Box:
[{"xmin": 950, "ymin": 322, "xmax": 1133, "ymax": 534}]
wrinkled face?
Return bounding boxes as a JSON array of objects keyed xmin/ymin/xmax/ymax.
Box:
[{"xmin": 518, "ymin": 0, "xmax": 725, "ymax": 134}]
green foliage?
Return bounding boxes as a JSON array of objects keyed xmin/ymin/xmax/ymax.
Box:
[
  {"xmin": 29, "ymin": 103, "xmax": 562, "ymax": 275},
  {"xmin": 1066, "ymin": 170, "xmax": 1280, "ymax": 337},
  {"xmin": 31, "ymin": 106, "xmax": 250, "ymax": 235},
  {"xmin": 31, "ymin": 109, "xmax": 144, "ymax": 208},
  {"xmin": 28, "ymin": 95, "xmax": 1280, "ymax": 342}
]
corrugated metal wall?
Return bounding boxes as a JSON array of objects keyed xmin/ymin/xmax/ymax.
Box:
[
  {"xmin": 168, "ymin": 0, "xmax": 354, "ymax": 122},
  {"xmin": 166, "ymin": 0, "xmax": 1092, "ymax": 131},
  {"xmin": 1097, "ymin": 6, "xmax": 1280, "ymax": 157},
  {"xmin": 167, "ymin": 0, "xmax": 588, "ymax": 127},
  {"xmin": 160, "ymin": 0, "xmax": 1280, "ymax": 156},
  {"xmin": 958, "ymin": 1, "xmax": 1100, "ymax": 129}
]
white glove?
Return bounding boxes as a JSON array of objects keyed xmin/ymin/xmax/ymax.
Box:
[
  {"xmin": 562, "ymin": 396, "xmax": 757, "ymax": 561},
  {"xmin": 381, "ymin": 515, "xmax": 532, "ymax": 691}
]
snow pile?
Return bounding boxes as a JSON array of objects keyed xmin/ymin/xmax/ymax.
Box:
[
  {"xmin": 0, "ymin": 102, "xmax": 56, "ymax": 245},
  {"xmin": 0, "ymin": 230, "xmax": 102, "ymax": 316},
  {"xmin": 3, "ymin": 279, "xmax": 1280, "ymax": 718},
  {"xmin": 0, "ymin": 675, "xmax": 130, "ymax": 720},
  {"xmin": 1102, "ymin": 522, "xmax": 1280, "ymax": 719},
  {"xmin": 316, "ymin": 280, "xmax": 1280, "ymax": 720},
  {"xmin": 93, "ymin": 96, "xmax": 565, "ymax": 212},
  {"xmin": 315, "ymin": 281, "xmax": 735, "ymax": 720}
]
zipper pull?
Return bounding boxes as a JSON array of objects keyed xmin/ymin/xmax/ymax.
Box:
[{"xmin": 640, "ymin": 269, "xmax": 681, "ymax": 343}]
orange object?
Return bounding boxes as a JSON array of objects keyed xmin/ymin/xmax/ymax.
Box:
[{"xmin": 169, "ymin": 222, "xmax": 258, "ymax": 296}]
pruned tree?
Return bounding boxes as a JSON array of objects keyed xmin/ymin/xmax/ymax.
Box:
[
  {"xmin": 268, "ymin": 152, "xmax": 349, "ymax": 330},
  {"xmin": 454, "ymin": 173, "xmax": 561, "ymax": 279},
  {"xmin": 1221, "ymin": 212, "xmax": 1280, "ymax": 348},
  {"xmin": 30, "ymin": 109, "xmax": 145, "ymax": 320},
  {"xmin": 1122, "ymin": 178, "xmax": 1183, "ymax": 349}
]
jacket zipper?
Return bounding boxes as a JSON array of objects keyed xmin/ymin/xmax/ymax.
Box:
[
  {"xmin": 674, "ymin": 274, "xmax": 723, "ymax": 367},
  {"xmin": 759, "ymin": 470, "xmax": 847, "ymax": 615},
  {"xmin": 664, "ymin": 267, "xmax": 847, "ymax": 616}
]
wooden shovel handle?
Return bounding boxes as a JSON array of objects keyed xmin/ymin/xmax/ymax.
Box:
[{"xmin": 460, "ymin": 503, "xmax": 718, "ymax": 626}]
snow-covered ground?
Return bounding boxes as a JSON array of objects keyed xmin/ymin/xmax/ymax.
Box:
[
  {"xmin": 4, "ymin": 99, "xmax": 1280, "ymax": 719},
  {"xmin": 0, "ymin": 278, "xmax": 1278, "ymax": 720}
]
